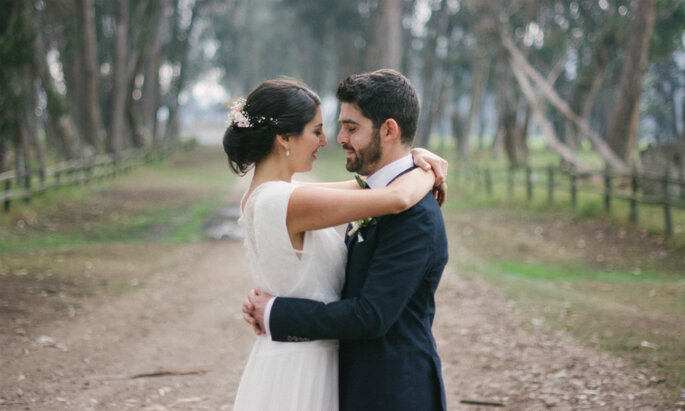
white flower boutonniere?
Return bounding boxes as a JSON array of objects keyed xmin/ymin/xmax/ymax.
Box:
[{"xmin": 347, "ymin": 175, "xmax": 377, "ymax": 240}]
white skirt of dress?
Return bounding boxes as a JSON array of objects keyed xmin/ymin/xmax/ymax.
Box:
[{"xmin": 233, "ymin": 335, "xmax": 339, "ymax": 411}]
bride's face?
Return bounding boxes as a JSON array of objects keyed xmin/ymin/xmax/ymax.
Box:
[{"xmin": 289, "ymin": 107, "xmax": 327, "ymax": 173}]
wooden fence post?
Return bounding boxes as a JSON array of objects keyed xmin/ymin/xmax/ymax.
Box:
[
  {"xmin": 485, "ymin": 167, "xmax": 492, "ymax": 197},
  {"xmin": 3, "ymin": 179, "xmax": 10, "ymax": 211},
  {"xmin": 570, "ymin": 170, "xmax": 577, "ymax": 210},
  {"xmin": 663, "ymin": 168, "xmax": 672, "ymax": 239},
  {"xmin": 526, "ymin": 166, "xmax": 533, "ymax": 202},
  {"xmin": 23, "ymin": 171, "xmax": 31, "ymax": 203},
  {"xmin": 629, "ymin": 169, "xmax": 639, "ymax": 225},
  {"xmin": 604, "ymin": 166, "xmax": 611, "ymax": 213},
  {"xmin": 547, "ymin": 165, "xmax": 554, "ymax": 205}
]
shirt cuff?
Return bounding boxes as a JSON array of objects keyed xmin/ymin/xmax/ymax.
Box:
[{"xmin": 263, "ymin": 297, "xmax": 276, "ymax": 338}]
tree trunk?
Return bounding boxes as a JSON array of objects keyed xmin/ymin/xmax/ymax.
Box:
[
  {"xmin": 464, "ymin": 48, "xmax": 490, "ymax": 156},
  {"xmin": 416, "ymin": 0, "xmax": 449, "ymax": 147},
  {"xmin": 518, "ymin": 104, "xmax": 531, "ymax": 165},
  {"xmin": 500, "ymin": 32, "xmax": 628, "ymax": 172},
  {"xmin": 20, "ymin": 68, "xmax": 46, "ymax": 173},
  {"xmin": 77, "ymin": 0, "xmax": 103, "ymax": 153},
  {"xmin": 607, "ymin": 0, "xmax": 658, "ymax": 163},
  {"xmin": 29, "ymin": 3, "xmax": 80, "ymax": 159},
  {"xmin": 163, "ymin": 0, "xmax": 201, "ymax": 142},
  {"xmin": 491, "ymin": 45, "xmax": 515, "ymax": 161},
  {"xmin": 681, "ymin": 92, "xmax": 685, "ymax": 141},
  {"xmin": 107, "ymin": 0, "xmax": 129, "ymax": 155},
  {"xmin": 0, "ymin": 137, "xmax": 7, "ymax": 172},
  {"xmin": 376, "ymin": 0, "xmax": 402, "ymax": 70},
  {"xmin": 143, "ymin": 0, "xmax": 169, "ymax": 145},
  {"xmin": 509, "ymin": 59, "xmax": 589, "ymax": 170}
]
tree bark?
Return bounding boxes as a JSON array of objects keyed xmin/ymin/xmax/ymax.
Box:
[
  {"xmin": 77, "ymin": 0, "xmax": 103, "ymax": 153},
  {"xmin": 607, "ymin": 0, "xmax": 658, "ymax": 162},
  {"xmin": 107, "ymin": 0, "xmax": 129, "ymax": 155}
]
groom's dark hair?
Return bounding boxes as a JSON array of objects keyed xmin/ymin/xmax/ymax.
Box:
[{"xmin": 336, "ymin": 69, "xmax": 420, "ymax": 146}]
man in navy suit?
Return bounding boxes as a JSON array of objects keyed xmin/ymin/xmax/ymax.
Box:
[{"xmin": 245, "ymin": 69, "xmax": 449, "ymax": 411}]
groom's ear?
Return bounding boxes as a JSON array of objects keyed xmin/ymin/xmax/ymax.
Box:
[{"xmin": 380, "ymin": 118, "xmax": 400, "ymax": 143}]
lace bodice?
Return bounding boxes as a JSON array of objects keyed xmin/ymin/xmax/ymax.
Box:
[{"xmin": 238, "ymin": 181, "xmax": 346, "ymax": 303}]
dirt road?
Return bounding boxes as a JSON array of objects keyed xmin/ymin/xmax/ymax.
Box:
[{"xmin": 0, "ymin": 170, "xmax": 679, "ymax": 410}]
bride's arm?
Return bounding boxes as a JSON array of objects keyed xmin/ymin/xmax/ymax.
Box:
[
  {"xmin": 293, "ymin": 148, "xmax": 448, "ymax": 190},
  {"xmin": 292, "ymin": 179, "xmax": 359, "ymax": 190},
  {"xmin": 287, "ymin": 168, "xmax": 435, "ymax": 234}
]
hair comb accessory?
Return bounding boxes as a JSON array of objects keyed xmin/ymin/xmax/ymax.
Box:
[{"xmin": 226, "ymin": 98, "xmax": 278, "ymax": 129}]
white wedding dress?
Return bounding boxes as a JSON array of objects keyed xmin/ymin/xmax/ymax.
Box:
[{"xmin": 233, "ymin": 181, "xmax": 346, "ymax": 411}]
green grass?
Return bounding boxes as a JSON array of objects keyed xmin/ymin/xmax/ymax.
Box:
[
  {"xmin": 0, "ymin": 145, "xmax": 233, "ymax": 254},
  {"xmin": 491, "ymin": 260, "xmax": 679, "ymax": 283},
  {"xmin": 445, "ymin": 163, "xmax": 685, "ymax": 249},
  {"xmin": 463, "ymin": 257, "xmax": 685, "ymax": 401}
]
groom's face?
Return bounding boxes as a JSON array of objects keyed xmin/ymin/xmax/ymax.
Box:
[{"xmin": 336, "ymin": 103, "xmax": 382, "ymax": 176}]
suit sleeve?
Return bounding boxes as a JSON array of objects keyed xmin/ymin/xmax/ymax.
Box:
[{"xmin": 270, "ymin": 200, "xmax": 439, "ymax": 341}]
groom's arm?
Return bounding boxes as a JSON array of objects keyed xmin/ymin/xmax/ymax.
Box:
[{"xmin": 267, "ymin": 199, "xmax": 445, "ymax": 341}]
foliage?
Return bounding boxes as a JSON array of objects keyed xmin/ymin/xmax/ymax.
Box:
[{"xmin": 0, "ymin": 0, "xmax": 34, "ymax": 138}]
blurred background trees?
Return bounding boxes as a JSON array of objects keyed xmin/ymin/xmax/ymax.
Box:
[{"xmin": 1, "ymin": 0, "xmax": 684, "ymax": 175}]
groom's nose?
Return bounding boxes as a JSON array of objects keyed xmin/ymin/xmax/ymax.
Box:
[{"xmin": 337, "ymin": 129, "xmax": 348, "ymax": 145}]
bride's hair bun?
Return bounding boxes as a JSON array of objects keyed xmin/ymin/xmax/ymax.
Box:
[{"xmin": 223, "ymin": 78, "xmax": 320, "ymax": 175}]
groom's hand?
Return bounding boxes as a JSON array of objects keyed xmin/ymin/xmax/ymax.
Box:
[
  {"xmin": 242, "ymin": 290, "xmax": 263, "ymax": 335},
  {"xmin": 243, "ymin": 288, "xmax": 274, "ymax": 336}
]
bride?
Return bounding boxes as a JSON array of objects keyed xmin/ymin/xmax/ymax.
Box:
[{"xmin": 223, "ymin": 78, "xmax": 446, "ymax": 411}]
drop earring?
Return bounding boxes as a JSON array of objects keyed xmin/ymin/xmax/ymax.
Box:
[{"xmin": 285, "ymin": 150, "xmax": 290, "ymax": 157}]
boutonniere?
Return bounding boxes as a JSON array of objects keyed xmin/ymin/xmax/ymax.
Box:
[{"xmin": 347, "ymin": 175, "xmax": 377, "ymax": 240}]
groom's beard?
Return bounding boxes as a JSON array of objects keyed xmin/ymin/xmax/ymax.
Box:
[{"xmin": 343, "ymin": 128, "xmax": 382, "ymax": 176}]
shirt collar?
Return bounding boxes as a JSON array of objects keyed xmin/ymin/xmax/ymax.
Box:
[{"xmin": 365, "ymin": 154, "xmax": 414, "ymax": 189}]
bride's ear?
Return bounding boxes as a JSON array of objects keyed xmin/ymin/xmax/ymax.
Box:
[{"xmin": 275, "ymin": 134, "xmax": 290, "ymax": 153}]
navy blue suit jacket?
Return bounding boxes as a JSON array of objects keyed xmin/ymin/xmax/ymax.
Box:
[{"xmin": 270, "ymin": 173, "xmax": 449, "ymax": 411}]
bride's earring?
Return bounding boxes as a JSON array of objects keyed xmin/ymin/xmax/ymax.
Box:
[{"xmin": 285, "ymin": 150, "xmax": 290, "ymax": 157}]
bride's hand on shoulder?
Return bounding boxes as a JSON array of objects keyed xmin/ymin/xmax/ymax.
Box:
[{"xmin": 411, "ymin": 147, "xmax": 448, "ymax": 186}]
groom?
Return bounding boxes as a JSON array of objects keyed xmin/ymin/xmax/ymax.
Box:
[{"xmin": 245, "ymin": 69, "xmax": 449, "ymax": 411}]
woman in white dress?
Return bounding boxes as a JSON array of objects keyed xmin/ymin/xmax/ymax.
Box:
[{"xmin": 223, "ymin": 78, "xmax": 446, "ymax": 411}]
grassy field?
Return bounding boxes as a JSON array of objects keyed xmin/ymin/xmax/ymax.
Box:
[{"xmin": 1, "ymin": 144, "xmax": 683, "ymax": 401}]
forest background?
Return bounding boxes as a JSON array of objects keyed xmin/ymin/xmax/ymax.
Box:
[{"xmin": 1, "ymin": 0, "xmax": 685, "ymax": 174}]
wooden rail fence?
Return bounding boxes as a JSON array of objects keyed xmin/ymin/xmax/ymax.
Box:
[
  {"xmin": 457, "ymin": 165, "xmax": 685, "ymax": 239},
  {"xmin": 1, "ymin": 144, "xmax": 186, "ymax": 212}
]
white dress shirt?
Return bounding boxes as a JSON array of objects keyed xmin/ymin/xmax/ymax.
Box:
[{"xmin": 262, "ymin": 154, "xmax": 414, "ymax": 337}]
